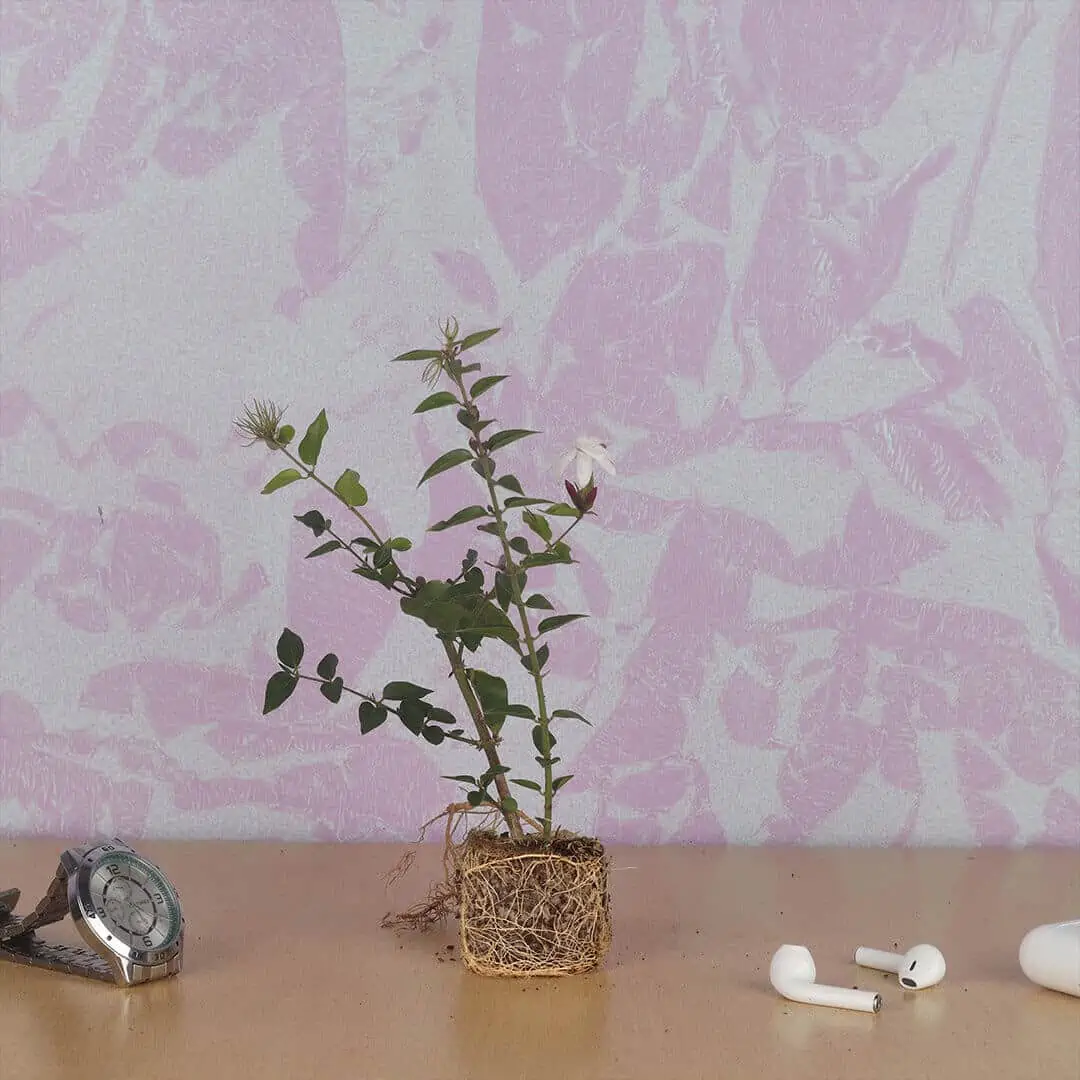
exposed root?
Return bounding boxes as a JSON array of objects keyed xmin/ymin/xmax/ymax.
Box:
[{"xmin": 381, "ymin": 805, "xmax": 612, "ymax": 976}]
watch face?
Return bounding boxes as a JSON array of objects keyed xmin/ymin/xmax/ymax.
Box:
[{"xmin": 77, "ymin": 847, "xmax": 183, "ymax": 961}]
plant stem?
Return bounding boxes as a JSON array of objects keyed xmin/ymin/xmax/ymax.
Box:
[
  {"xmin": 548, "ymin": 515, "xmax": 585, "ymax": 551},
  {"xmin": 441, "ymin": 640, "xmax": 525, "ymax": 841},
  {"xmin": 295, "ymin": 673, "xmax": 481, "ymax": 748},
  {"xmin": 451, "ymin": 373, "xmax": 556, "ymax": 841},
  {"xmin": 273, "ymin": 448, "xmax": 418, "ymax": 595},
  {"xmin": 274, "ymin": 445, "xmax": 388, "ymax": 549},
  {"xmin": 322, "ymin": 524, "xmax": 413, "ymax": 595},
  {"xmin": 261, "ymin": 410, "xmax": 524, "ymax": 835}
]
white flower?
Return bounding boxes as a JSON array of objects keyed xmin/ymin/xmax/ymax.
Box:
[{"xmin": 555, "ymin": 436, "xmax": 616, "ymax": 489}]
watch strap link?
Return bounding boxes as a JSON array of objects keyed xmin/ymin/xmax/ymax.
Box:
[
  {"xmin": 0, "ymin": 858, "xmax": 74, "ymax": 943},
  {"xmin": 0, "ymin": 935, "xmax": 116, "ymax": 982}
]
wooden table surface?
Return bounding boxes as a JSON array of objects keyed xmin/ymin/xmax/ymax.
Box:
[{"xmin": 0, "ymin": 839, "xmax": 1077, "ymax": 1080}]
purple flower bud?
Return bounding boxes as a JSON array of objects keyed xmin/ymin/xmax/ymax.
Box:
[{"xmin": 565, "ymin": 480, "xmax": 584, "ymax": 512}]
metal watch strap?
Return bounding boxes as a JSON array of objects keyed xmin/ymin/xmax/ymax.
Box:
[
  {"xmin": 0, "ymin": 934, "xmax": 116, "ymax": 982},
  {"xmin": 0, "ymin": 850, "xmax": 119, "ymax": 983},
  {"xmin": 0, "ymin": 853, "xmax": 78, "ymax": 943}
]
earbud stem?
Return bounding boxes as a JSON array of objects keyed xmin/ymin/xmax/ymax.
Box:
[
  {"xmin": 854, "ymin": 946, "xmax": 900, "ymax": 973},
  {"xmin": 786, "ymin": 984, "xmax": 882, "ymax": 1013}
]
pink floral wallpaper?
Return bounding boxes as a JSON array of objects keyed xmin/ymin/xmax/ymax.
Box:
[{"xmin": 1, "ymin": 1, "xmax": 1077, "ymax": 846}]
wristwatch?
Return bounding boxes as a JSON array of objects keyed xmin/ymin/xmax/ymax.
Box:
[{"xmin": 0, "ymin": 838, "xmax": 184, "ymax": 985}]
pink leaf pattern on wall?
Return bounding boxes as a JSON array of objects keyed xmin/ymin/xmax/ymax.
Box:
[
  {"xmin": 735, "ymin": 141, "xmax": 955, "ymax": 391},
  {"xmin": 544, "ymin": 243, "xmax": 728, "ymax": 433},
  {"xmin": 1033, "ymin": 1, "xmax": 1080, "ymax": 401},
  {"xmin": 1035, "ymin": 516, "xmax": 1080, "ymax": 648},
  {"xmin": 858, "ymin": 410, "xmax": 1011, "ymax": 524},
  {"xmin": 953, "ymin": 295, "xmax": 1066, "ymax": 474},
  {"xmin": 475, "ymin": 1, "xmax": 642, "ymax": 278},
  {"xmin": 1, "ymin": 1, "xmax": 1077, "ymax": 845},
  {"xmin": 433, "ymin": 250, "xmax": 499, "ymax": 315},
  {"xmin": 2, "ymin": 1, "xmax": 349, "ymax": 318}
]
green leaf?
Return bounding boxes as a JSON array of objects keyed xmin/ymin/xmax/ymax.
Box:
[
  {"xmin": 477, "ymin": 521, "xmax": 504, "ymax": 537},
  {"xmin": 522, "ymin": 510, "xmax": 552, "ymax": 543},
  {"xmin": 295, "ymin": 510, "xmax": 329, "ymax": 536},
  {"xmin": 458, "ymin": 566, "xmax": 486, "ymax": 594},
  {"xmin": 461, "ymin": 549, "xmax": 479, "ymax": 573},
  {"xmin": 372, "ymin": 543, "xmax": 393, "ymax": 568},
  {"xmin": 471, "ymin": 457, "xmax": 495, "ymax": 479},
  {"xmin": 392, "ymin": 348, "xmax": 442, "ymax": 363},
  {"xmin": 400, "ymin": 595, "xmax": 464, "ymax": 636},
  {"xmin": 428, "ymin": 708, "xmax": 456, "ymax": 726},
  {"xmin": 480, "ymin": 765, "xmax": 511, "ymax": 781},
  {"xmin": 316, "ymin": 653, "xmax": 339, "ymax": 680},
  {"xmin": 298, "ymin": 410, "xmax": 329, "ymax": 468},
  {"xmin": 333, "ymin": 469, "xmax": 368, "ymax": 507},
  {"xmin": 522, "ymin": 551, "xmax": 573, "ymax": 570},
  {"xmin": 262, "ymin": 468, "xmax": 303, "ymax": 495},
  {"xmin": 545, "ymin": 502, "xmax": 580, "ymax": 517},
  {"xmin": 551, "ymin": 709, "xmax": 591, "ymax": 725},
  {"xmin": 509, "ymin": 536, "xmax": 530, "ymax": 556},
  {"xmin": 276, "ymin": 628, "xmax": 304, "ymax": 668},
  {"xmin": 389, "ymin": 537, "xmax": 412, "ymax": 551},
  {"xmin": 442, "ymin": 775, "xmax": 478, "ymax": 785},
  {"xmin": 470, "ymin": 670, "xmax": 509, "ymax": 719},
  {"xmin": 306, "ymin": 540, "xmax": 342, "ymax": 559},
  {"xmin": 319, "ymin": 677, "xmax": 343, "ymax": 704},
  {"xmin": 422, "ymin": 726, "xmax": 445, "ymax": 745},
  {"xmin": 382, "ymin": 681, "xmax": 433, "ymax": 700},
  {"xmin": 531, "ymin": 725, "xmax": 555, "ymax": 755},
  {"xmin": 485, "ymin": 428, "xmax": 538, "ymax": 453},
  {"xmin": 538, "ymin": 613, "xmax": 587, "ymax": 634},
  {"xmin": 552, "ymin": 775, "xmax": 574, "ymax": 792},
  {"xmin": 455, "ymin": 408, "xmax": 481, "ymax": 430},
  {"xmin": 276, "ymin": 424, "xmax": 295, "ymax": 445},
  {"xmin": 471, "ymin": 374, "xmax": 507, "ymax": 398},
  {"xmin": 495, "ymin": 475, "xmax": 524, "ymax": 495},
  {"xmin": 419, "ymin": 448, "xmax": 473, "ymax": 486},
  {"xmin": 414, "ymin": 390, "xmax": 459, "ymax": 413},
  {"xmin": 358, "ymin": 702, "xmax": 387, "ymax": 734},
  {"xmin": 429, "ymin": 505, "xmax": 489, "ymax": 532},
  {"xmin": 510, "ymin": 778, "xmax": 543, "ymax": 793},
  {"xmin": 400, "ymin": 581, "xmax": 519, "ymax": 645},
  {"xmin": 458, "ymin": 327, "xmax": 500, "ymax": 352},
  {"xmin": 504, "ymin": 496, "xmax": 547, "ymax": 508},
  {"xmin": 525, "ymin": 593, "xmax": 554, "ymax": 610},
  {"xmin": 504, "ymin": 703, "xmax": 535, "ymax": 719},
  {"xmin": 520, "ymin": 643, "xmax": 549, "ymax": 673},
  {"xmin": 263, "ymin": 671, "xmax": 298, "ymax": 713},
  {"xmin": 398, "ymin": 697, "xmax": 428, "ymax": 735},
  {"xmin": 469, "ymin": 624, "xmax": 521, "ymax": 645},
  {"xmin": 494, "ymin": 571, "xmax": 512, "ymax": 612}
]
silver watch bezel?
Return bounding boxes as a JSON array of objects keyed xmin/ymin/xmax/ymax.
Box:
[{"xmin": 69, "ymin": 840, "xmax": 184, "ymax": 971}]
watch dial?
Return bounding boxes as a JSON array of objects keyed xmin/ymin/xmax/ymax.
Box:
[{"xmin": 87, "ymin": 852, "xmax": 182, "ymax": 952}]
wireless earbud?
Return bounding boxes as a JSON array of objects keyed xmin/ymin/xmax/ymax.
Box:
[
  {"xmin": 1019, "ymin": 920, "xmax": 1080, "ymax": 997},
  {"xmin": 770, "ymin": 945, "xmax": 882, "ymax": 1013},
  {"xmin": 854, "ymin": 944, "xmax": 946, "ymax": 989}
]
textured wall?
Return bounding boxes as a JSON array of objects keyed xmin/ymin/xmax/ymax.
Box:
[{"xmin": 1, "ymin": 1, "xmax": 1078, "ymax": 846}]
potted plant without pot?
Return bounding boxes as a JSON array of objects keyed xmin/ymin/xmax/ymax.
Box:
[{"xmin": 235, "ymin": 320, "xmax": 616, "ymax": 977}]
